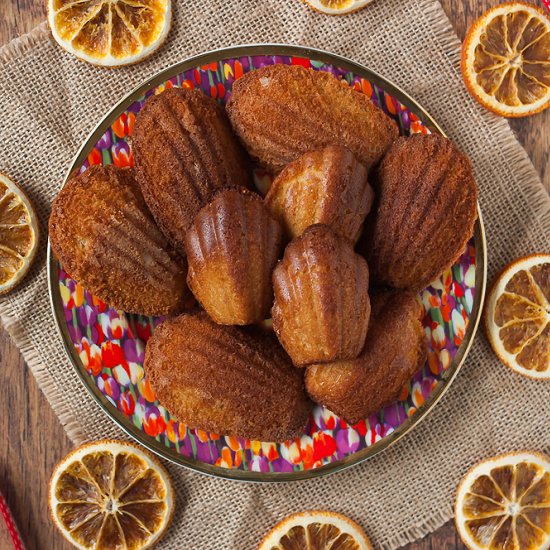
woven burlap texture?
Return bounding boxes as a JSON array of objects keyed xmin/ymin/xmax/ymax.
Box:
[{"xmin": 1, "ymin": 1, "xmax": 549, "ymax": 548}]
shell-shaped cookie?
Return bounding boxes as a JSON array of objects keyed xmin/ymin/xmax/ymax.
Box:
[
  {"xmin": 226, "ymin": 64, "xmax": 399, "ymax": 173},
  {"xmin": 185, "ymin": 188, "xmax": 283, "ymax": 325},
  {"xmin": 49, "ymin": 165, "xmax": 189, "ymax": 316},
  {"xmin": 265, "ymin": 145, "xmax": 374, "ymax": 243},
  {"xmin": 132, "ymin": 88, "xmax": 251, "ymax": 257},
  {"xmin": 144, "ymin": 312, "xmax": 312, "ymax": 442},
  {"xmin": 305, "ymin": 290, "xmax": 427, "ymax": 424},
  {"xmin": 361, "ymin": 134, "xmax": 478, "ymax": 291},
  {"xmin": 272, "ymin": 224, "xmax": 370, "ymax": 366}
]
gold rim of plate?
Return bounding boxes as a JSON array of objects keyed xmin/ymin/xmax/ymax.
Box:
[{"xmin": 47, "ymin": 44, "xmax": 488, "ymax": 482}]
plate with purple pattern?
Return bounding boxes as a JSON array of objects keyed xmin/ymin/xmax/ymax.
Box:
[{"xmin": 48, "ymin": 45, "xmax": 486, "ymax": 481}]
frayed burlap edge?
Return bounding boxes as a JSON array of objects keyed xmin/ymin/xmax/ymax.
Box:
[
  {"xmin": 0, "ymin": 301, "xmax": 88, "ymax": 443},
  {"xmin": 0, "ymin": 21, "xmax": 89, "ymax": 446},
  {"xmin": 1, "ymin": 2, "xmax": 549, "ymax": 548},
  {"xmin": 0, "ymin": 15, "xmax": 85, "ymax": 436},
  {"xmin": 419, "ymin": 0, "xmax": 550, "ymax": 229},
  {"xmin": 0, "ymin": 21, "xmax": 50, "ymax": 64},
  {"xmin": 384, "ymin": 501, "xmax": 455, "ymax": 549}
]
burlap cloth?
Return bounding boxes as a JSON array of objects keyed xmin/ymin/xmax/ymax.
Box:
[{"xmin": 1, "ymin": 1, "xmax": 549, "ymax": 548}]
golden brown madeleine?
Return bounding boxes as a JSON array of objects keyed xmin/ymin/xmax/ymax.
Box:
[
  {"xmin": 265, "ymin": 145, "xmax": 374, "ymax": 243},
  {"xmin": 226, "ymin": 64, "xmax": 399, "ymax": 173},
  {"xmin": 144, "ymin": 312, "xmax": 312, "ymax": 442},
  {"xmin": 132, "ymin": 87, "xmax": 250, "ymax": 256},
  {"xmin": 185, "ymin": 188, "xmax": 283, "ymax": 325},
  {"xmin": 362, "ymin": 134, "xmax": 478, "ymax": 291},
  {"xmin": 272, "ymin": 225, "xmax": 370, "ymax": 366},
  {"xmin": 49, "ymin": 165, "xmax": 189, "ymax": 316},
  {"xmin": 305, "ymin": 290, "xmax": 427, "ymax": 424}
]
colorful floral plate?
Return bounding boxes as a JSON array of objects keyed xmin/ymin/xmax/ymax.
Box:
[{"xmin": 48, "ymin": 45, "xmax": 487, "ymax": 481}]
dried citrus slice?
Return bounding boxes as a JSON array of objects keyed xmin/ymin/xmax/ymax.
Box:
[
  {"xmin": 49, "ymin": 440, "xmax": 174, "ymax": 550},
  {"xmin": 301, "ymin": 0, "xmax": 373, "ymax": 16},
  {"xmin": 0, "ymin": 172, "xmax": 38, "ymax": 295},
  {"xmin": 484, "ymin": 254, "xmax": 550, "ymax": 379},
  {"xmin": 47, "ymin": 0, "xmax": 172, "ymax": 67},
  {"xmin": 455, "ymin": 452, "xmax": 550, "ymax": 550},
  {"xmin": 461, "ymin": 2, "xmax": 550, "ymax": 117},
  {"xmin": 259, "ymin": 510, "xmax": 372, "ymax": 550}
]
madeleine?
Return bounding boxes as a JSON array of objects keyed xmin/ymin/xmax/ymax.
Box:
[
  {"xmin": 272, "ymin": 225, "xmax": 370, "ymax": 366},
  {"xmin": 49, "ymin": 165, "xmax": 188, "ymax": 316},
  {"xmin": 305, "ymin": 290, "xmax": 427, "ymax": 424},
  {"xmin": 185, "ymin": 188, "xmax": 283, "ymax": 325},
  {"xmin": 133, "ymin": 88, "xmax": 250, "ymax": 256},
  {"xmin": 145, "ymin": 312, "xmax": 312, "ymax": 442},
  {"xmin": 265, "ymin": 145, "xmax": 374, "ymax": 243},
  {"xmin": 361, "ymin": 134, "xmax": 477, "ymax": 291},
  {"xmin": 226, "ymin": 64, "xmax": 398, "ymax": 173}
]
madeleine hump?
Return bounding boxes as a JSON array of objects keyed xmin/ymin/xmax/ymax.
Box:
[{"xmin": 265, "ymin": 145, "xmax": 374, "ymax": 244}]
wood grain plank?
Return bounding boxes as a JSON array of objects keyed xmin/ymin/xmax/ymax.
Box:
[
  {"xmin": 0, "ymin": 324, "xmax": 72, "ymax": 550},
  {"xmin": 0, "ymin": 1, "xmax": 547, "ymax": 549},
  {"xmin": 0, "ymin": 0, "xmax": 46, "ymax": 43}
]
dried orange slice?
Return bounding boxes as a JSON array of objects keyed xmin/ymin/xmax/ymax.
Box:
[
  {"xmin": 461, "ymin": 2, "xmax": 550, "ymax": 117},
  {"xmin": 47, "ymin": 0, "xmax": 171, "ymax": 67},
  {"xmin": 0, "ymin": 172, "xmax": 38, "ymax": 295},
  {"xmin": 455, "ymin": 451, "xmax": 550, "ymax": 550},
  {"xmin": 49, "ymin": 440, "xmax": 174, "ymax": 550},
  {"xmin": 259, "ymin": 510, "xmax": 372, "ymax": 550},
  {"xmin": 301, "ymin": 0, "xmax": 373, "ymax": 15},
  {"xmin": 484, "ymin": 254, "xmax": 549, "ymax": 379}
]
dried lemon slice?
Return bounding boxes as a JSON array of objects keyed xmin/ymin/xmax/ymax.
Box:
[
  {"xmin": 0, "ymin": 172, "xmax": 38, "ymax": 295},
  {"xmin": 484, "ymin": 254, "xmax": 550, "ymax": 379},
  {"xmin": 455, "ymin": 452, "xmax": 550, "ymax": 550},
  {"xmin": 301, "ymin": 0, "xmax": 373, "ymax": 16},
  {"xmin": 49, "ymin": 440, "xmax": 174, "ymax": 550},
  {"xmin": 259, "ymin": 510, "xmax": 372, "ymax": 550},
  {"xmin": 47, "ymin": 0, "xmax": 172, "ymax": 67},
  {"xmin": 461, "ymin": 2, "xmax": 550, "ymax": 117}
]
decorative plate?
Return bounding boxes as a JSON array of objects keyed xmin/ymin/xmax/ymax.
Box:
[{"xmin": 48, "ymin": 45, "xmax": 487, "ymax": 482}]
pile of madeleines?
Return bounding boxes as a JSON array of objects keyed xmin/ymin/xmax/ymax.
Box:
[{"xmin": 50, "ymin": 64, "xmax": 478, "ymax": 443}]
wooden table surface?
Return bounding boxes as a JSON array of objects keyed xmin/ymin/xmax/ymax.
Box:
[{"xmin": 0, "ymin": 2, "xmax": 548, "ymax": 549}]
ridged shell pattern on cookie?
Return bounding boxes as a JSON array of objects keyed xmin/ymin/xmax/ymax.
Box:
[
  {"xmin": 272, "ymin": 224, "xmax": 371, "ymax": 366},
  {"xmin": 185, "ymin": 188, "xmax": 283, "ymax": 325}
]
